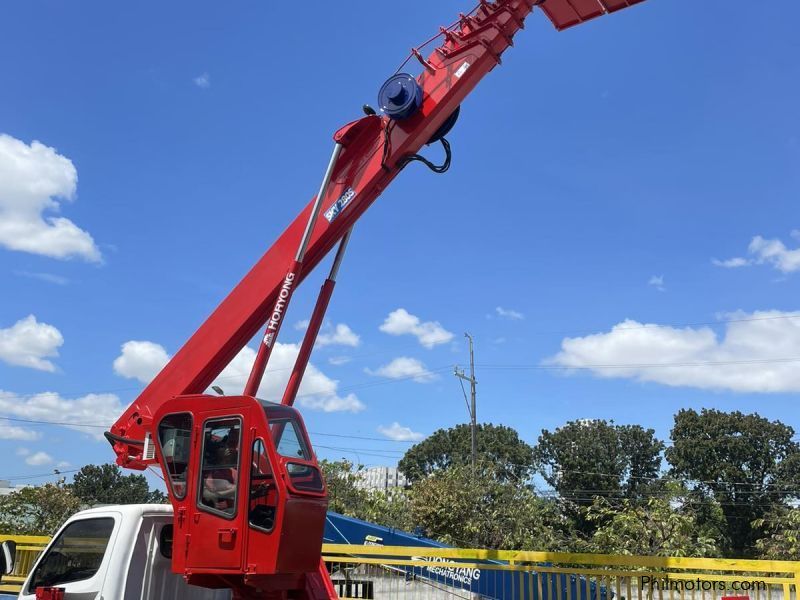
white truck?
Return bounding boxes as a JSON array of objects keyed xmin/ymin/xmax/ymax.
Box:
[{"xmin": 6, "ymin": 504, "xmax": 231, "ymax": 600}]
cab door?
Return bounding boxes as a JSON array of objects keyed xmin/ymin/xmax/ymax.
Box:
[{"xmin": 186, "ymin": 408, "xmax": 249, "ymax": 570}]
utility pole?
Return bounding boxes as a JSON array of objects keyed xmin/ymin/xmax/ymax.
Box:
[{"xmin": 454, "ymin": 333, "xmax": 477, "ymax": 471}]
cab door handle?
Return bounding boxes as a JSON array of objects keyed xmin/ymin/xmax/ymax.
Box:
[{"xmin": 218, "ymin": 528, "xmax": 237, "ymax": 544}]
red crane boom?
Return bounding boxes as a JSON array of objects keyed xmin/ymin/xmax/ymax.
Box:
[{"xmin": 105, "ymin": 1, "xmax": 648, "ymax": 598}]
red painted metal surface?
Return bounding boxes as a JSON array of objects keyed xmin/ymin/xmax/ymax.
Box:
[
  {"xmin": 154, "ymin": 395, "xmax": 327, "ymax": 592},
  {"xmin": 540, "ymin": 0, "xmax": 647, "ymax": 30},
  {"xmin": 106, "ymin": 0, "xmax": 649, "ymax": 596},
  {"xmin": 244, "ymin": 261, "xmax": 301, "ymax": 397},
  {"xmin": 282, "ymin": 278, "xmax": 336, "ymax": 408}
]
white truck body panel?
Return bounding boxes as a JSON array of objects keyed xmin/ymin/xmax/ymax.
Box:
[{"xmin": 18, "ymin": 504, "xmax": 230, "ymax": 600}]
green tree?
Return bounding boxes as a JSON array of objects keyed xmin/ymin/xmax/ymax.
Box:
[
  {"xmin": 620, "ymin": 424, "xmax": 665, "ymax": 499},
  {"xmin": 666, "ymin": 409, "xmax": 800, "ymax": 557},
  {"xmin": 408, "ymin": 463, "xmax": 566, "ymax": 550},
  {"xmin": 0, "ymin": 484, "xmax": 82, "ymax": 535},
  {"xmin": 754, "ymin": 508, "xmax": 800, "ymax": 560},
  {"xmin": 320, "ymin": 459, "xmax": 410, "ymax": 530},
  {"xmin": 398, "ymin": 423, "xmax": 535, "ymax": 483},
  {"xmin": 356, "ymin": 490, "xmax": 411, "ymax": 532},
  {"xmin": 70, "ymin": 464, "xmax": 167, "ymax": 506},
  {"xmin": 584, "ymin": 486, "xmax": 720, "ymax": 557},
  {"xmin": 320, "ymin": 459, "xmax": 370, "ymax": 516},
  {"xmin": 534, "ymin": 420, "xmax": 664, "ymax": 508}
]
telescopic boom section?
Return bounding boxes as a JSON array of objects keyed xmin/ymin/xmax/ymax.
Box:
[{"xmin": 109, "ymin": 0, "xmax": 646, "ymax": 470}]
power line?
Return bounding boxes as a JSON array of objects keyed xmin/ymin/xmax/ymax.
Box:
[
  {"xmin": 4, "ymin": 413, "xmax": 800, "ymax": 476},
  {"xmin": 0, "ymin": 363, "xmax": 455, "ymax": 405},
  {"xmin": 0, "ymin": 415, "xmax": 419, "ymax": 444},
  {"xmin": 314, "ymin": 445, "xmax": 403, "ymax": 460},
  {"xmin": 4, "ymin": 454, "xmax": 799, "ymax": 504},
  {"xmin": 3, "ymin": 311, "xmax": 797, "ymax": 403},
  {"xmin": 4, "ymin": 414, "xmax": 798, "ymax": 446},
  {"xmin": 0, "ymin": 416, "xmax": 107, "ymax": 428},
  {"xmin": 0, "ymin": 469, "xmax": 81, "ymax": 482},
  {"xmin": 310, "ymin": 431, "xmax": 415, "ymax": 443},
  {"xmin": 377, "ymin": 450, "xmax": 800, "ymax": 490},
  {"xmin": 483, "ymin": 312, "xmax": 800, "ymax": 339},
  {"xmin": 470, "ymin": 357, "xmax": 800, "ymax": 371}
]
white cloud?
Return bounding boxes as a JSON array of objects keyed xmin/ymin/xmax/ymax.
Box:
[
  {"xmin": 317, "ymin": 323, "xmax": 360, "ymax": 348},
  {"xmin": 328, "ymin": 356, "xmax": 352, "ymax": 366},
  {"xmin": 0, "ymin": 315, "xmax": 63, "ymax": 372},
  {"xmin": 216, "ymin": 344, "xmax": 364, "ymax": 413},
  {"xmin": 113, "ymin": 341, "xmax": 170, "ymax": 383},
  {"xmin": 0, "ymin": 390, "xmax": 124, "ymax": 440},
  {"xmin": 748, "ymin": 236, "xmax": 800, "ymax": 273},
  {"xmin": 300, "ymin": 394, "xmax": 364, "ymax": 413},
  {"xmin": 378, "ymin": 422, "xmax": 425, "ymax": 442},
  {"xmin": 0, "ymin": 134, "xmax": 101, "ymax": 262},
  {"xmin": 14, "ymin": 271, "xmax": 69, "ymax": 285},
  {"xmin": 379, "ymin": 309, "xmax": 453, "ymax": 349},
  {"xmin": 115, "ymin": 339, "xmax": 364, "ymax": 413},
  {"xmin": 366, "ymin": 357, "xmax": 437, "ymax": 383},
  {"xmin": 712, "ymin": 257, "xmax": 751, "ymax": 268},
  {"xmin": 714, "ymin": 233, "xmax": 800, "ymax": 274},
  {"xmin": 294, "ymin": 321, "xmax": 359, "ymax": 347},
  {"xmin": 193, "ymin": 73, "xmax": 210, "ymax": 89},
  {"xmin": 546, "ymin": 310, "xmax": 800, "ymax": 393},
  {"xmin": 648, "ymin": 275, "xmax": 665, "ymax": 292},
  {"xmin": 496, "ymin": 306, "xmax": 524, "ymax": 320},
  {"xmin": 0, "ymin": 424, "xmax": 40, "ymax": 441},
  {"xmin": 28, "ymin": 453, "xmax": 53, "ymax": 466},
  {"xmin": 25, "ymin": 451, "xmax": 53, "ymax": 466}
]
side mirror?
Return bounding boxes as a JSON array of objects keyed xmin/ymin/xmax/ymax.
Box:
[{"xmin": 1, "ymin": 540, "xmax": 16, "ymax": 576}]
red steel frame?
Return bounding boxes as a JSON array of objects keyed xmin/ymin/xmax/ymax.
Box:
[{"xmin": 104, "ymin": 0, "xmax": 648, "ymax": 596}]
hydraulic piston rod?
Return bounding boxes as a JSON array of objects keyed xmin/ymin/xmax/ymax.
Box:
[
  {"xmin": 281, "ymin": 228, "xmax": 353, "ymax": 407},
  {"xmin": 244, "ymin": 143, "xmax": 343, "ymax": 397}
]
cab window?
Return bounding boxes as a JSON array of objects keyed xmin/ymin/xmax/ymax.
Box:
[
  {"xmin": 198, "ymin": 418, "xmax": 241, "ymax": 518},
  {"xmin": 249, "ymin": 439, "xmax": 278, "ymax": 532},
  {"xmin": 270, "ymin": 417, "xmax": 323, "ymax": 493},
  {"xmin": 157, "ymin": 413, "xmax": 192, "ymax": 499},
  {"xmin": 28, "ymin": 518, "xmax": 114, "ymax": 590},
  {"xmin": 271, "ymin": 418, "xmax": 310, "ymax": 460}
]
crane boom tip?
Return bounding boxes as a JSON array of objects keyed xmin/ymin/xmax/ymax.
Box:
[{"xmin": 539, "ymin": 0, "xmax": 647, "ymax": 31}]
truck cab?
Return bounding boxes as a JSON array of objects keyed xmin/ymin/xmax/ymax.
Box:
[{"xmin": 18, "ymin": 505, "xmax": 230, "ymax": 600}]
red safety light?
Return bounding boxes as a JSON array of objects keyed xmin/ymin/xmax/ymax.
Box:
[
  {"xmin": 35, "ymin": 588, "xmax": 65, "ymax": 600},
  {"xmin": 153, "ymin": 395, "xmax": 329, "ymax": 591}
]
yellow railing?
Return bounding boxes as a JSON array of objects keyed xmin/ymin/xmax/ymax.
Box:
[
  {"xmin": 1, "ymin": 535, "xmax": 798, "ymax": 600},
  {"xmin": 321, "ymin": 545, "xmax": 800, "ymax": 600},
  {"xmin": 0, "ymin": 535, "xmax": 49, "ymax": 594}
]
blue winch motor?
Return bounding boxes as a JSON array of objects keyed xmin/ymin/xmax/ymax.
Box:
[{"xmin": 378, "ymin": 73, "xmax": 424, "ymax": 120}]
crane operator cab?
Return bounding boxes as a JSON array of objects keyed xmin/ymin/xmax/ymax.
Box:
[{"xmin": 152, "ymin": 394, "xmax": 327, "ymax": 592}]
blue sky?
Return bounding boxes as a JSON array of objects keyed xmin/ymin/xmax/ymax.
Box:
[{"xmin": 1, "ymin": 0, "xmax": 799, "ymax": 489}]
